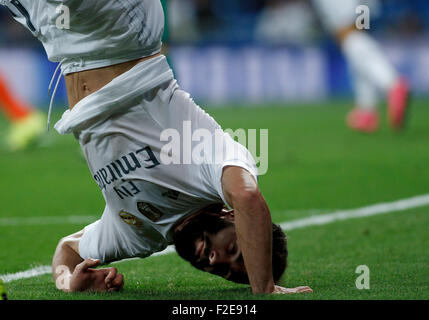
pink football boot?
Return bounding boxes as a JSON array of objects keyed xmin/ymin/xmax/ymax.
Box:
[
  {"xmin": 387, "ymin": 77, "xmax": 410, "ymax": 130},
  {"xmin": 346, "ymin": 108, "xmax": 380, "ymax": 133}
]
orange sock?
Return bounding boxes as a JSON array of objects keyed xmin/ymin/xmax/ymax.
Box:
[{"xmin": 0, "ymin": 73, "xmax": 32, "ymax": 122}]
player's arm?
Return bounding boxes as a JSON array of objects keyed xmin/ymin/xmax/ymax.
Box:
[
  {"xmin": 221, "ymin": 166, "xmax": 275, "ymax": 293},
  {"xmin": 52, "ymin": 229, "xmax": 124, "ymax": 292},
  {"xmin": 222, "ymin": 166, "xmax": 312, "ymax": 294}
]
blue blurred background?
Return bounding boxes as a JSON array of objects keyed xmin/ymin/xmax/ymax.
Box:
[{"xmin": 0, "ymin": 0, "xmax": 428, "ymax": 107}]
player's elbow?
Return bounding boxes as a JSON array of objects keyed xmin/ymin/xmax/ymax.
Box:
[
  {"xmin": 228, "ymin": 187, "xmax": 265, "ymax": 210},
  {"xmin": 55, "ymin": 236, "xmax": 75, "ymax": 254},
  {"xmin": 52, "ymin": 231, "xmax": 83, "ymax": 273},
  {"xmin": 52, "ymin": 237, "xmax": 73, "ymax": 269},
  {"xmin": 55, "ymin": 230, "xmax": 83, "ymax": 256}
]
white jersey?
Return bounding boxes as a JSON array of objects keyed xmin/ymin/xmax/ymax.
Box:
[
  {"xmin": 0, "ymin": 0, "xmax": 164, "ymax": 74},
  {"xmin": 56, "ymin": 55, "xmax": 258, "ymax": 263},
  {"xmin": 2, "ymin": 0, "xmax": 258, "ymax": 263}
]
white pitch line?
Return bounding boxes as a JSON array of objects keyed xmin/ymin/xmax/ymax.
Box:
[
  {"xmin": 0, "ymin": 216, "xmax": 97, "ymax": 226},
  {"xmin": 280, "ymin": 193, "xmax": 429, "ymax": 231},
  {"xmin": 0, "ymin": 266, "xmax": 52, "ymax": 283},
  {"xmin": 2, "ymin": 193, "xmax": 429, "ymax": 284}
]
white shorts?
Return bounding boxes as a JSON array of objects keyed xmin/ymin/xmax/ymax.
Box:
[{"xmin": 55, "ymin": 56, "xmax": 258, "ymax": 263}]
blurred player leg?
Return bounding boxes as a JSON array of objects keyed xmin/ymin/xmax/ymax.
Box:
[
  {"xmin": 347, "ymin": 72, "xmax": 379, "ymax": 132},
  {"xmin": 312, "ymin": 0, "xmax": 410, "ymax": 131},
  {"xmin": 341, "ymin": 30, "xmax": 410, "ymax": 130},
  {"xmin": 0, "ymin": 72, "xmax": 45, "ymax": 151}
]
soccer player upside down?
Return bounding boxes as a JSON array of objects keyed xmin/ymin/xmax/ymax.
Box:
[{"xmin": 2, "ymin": 0, "xmax": 311, "ymax": 294}]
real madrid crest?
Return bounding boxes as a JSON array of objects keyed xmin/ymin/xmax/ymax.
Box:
[{"xmin": 119, "ymin": 210, "xmax": 143, "ymax": 228}]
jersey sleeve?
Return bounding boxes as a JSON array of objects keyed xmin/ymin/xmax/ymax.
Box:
[
  {"xmin": 202, "ymin": 132, "xmax": 259, "ymax": 207},
  {"xmin": 78, "ymin": 210, "xmax": 122, "ymax": 264},
  {"xmin": 78, "ymin": 206, "xmax": 154, "ymax": 264},
  {"xmin": 78, "ymin": 220, "xmax": 104, "ymax": 262}
]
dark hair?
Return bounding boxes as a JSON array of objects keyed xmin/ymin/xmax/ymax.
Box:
[
  {"xmin": 272, "ymin": 223, "xmax": 288, "ymax": 283},
  {"xmin": 173, "ymin": 213, "xmax": 229, "ymax": 269},
  {"xmin": 173, "ymin": 212, "xmax": 288, "ymax": 284}
]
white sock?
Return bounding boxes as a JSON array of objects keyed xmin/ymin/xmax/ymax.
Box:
[
  {"xmin": 341, "ymin": 31, "xmax": 398, "ymax": 93},
  {"xmin": 351, "ymin": 70, "xmax": 380, "ymax": 110}
]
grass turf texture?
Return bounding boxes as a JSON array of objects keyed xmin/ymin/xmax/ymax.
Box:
[{"xmin": 0, "ymin": 99, "xmax": 428, "ymax": 300}]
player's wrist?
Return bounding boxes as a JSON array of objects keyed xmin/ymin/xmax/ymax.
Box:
[{"xmin": 251, "ymin": 280, "xmax": 275, "ymax": 294}]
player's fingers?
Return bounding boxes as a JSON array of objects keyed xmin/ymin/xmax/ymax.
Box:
[
  {"xmin": 285, "ymin": 288, "xmax": 297, "ymax": 294},
  {"xmin": 77, "ymin": 258, "xmax": 100, "ymax": 272},
  {"xmin": 108, "ymin": 274, "xmax": 124, "ymax": 292},
  {"xmin": 113, "ymin": 273, "xmax": 124, "ymax": 288},
  {"xmin": 296, "ymin": 286, "xmax": 313, "ymax": 293},
  {"xmin": 104, "ymin": 267, "xmax": 118, "ymax": 287},
  {"xmin": 274, "ymin": 286, "xmax": 294, "ymax": 294},
  {"xmin": 274, "ymin": 286, "xmax": 312, "ymax": 294},
  {"xmin": 296, "ymin": 286, "xmax": 311, "ymax": 290}
]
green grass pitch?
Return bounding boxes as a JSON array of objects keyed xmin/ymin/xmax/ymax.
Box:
[{"xmin": 0, "ymin": 99, "xmax": 428, "ymax": 300}]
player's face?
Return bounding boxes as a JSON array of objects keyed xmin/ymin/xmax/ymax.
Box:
[{"xmin": 192, "ymin": 225, "xmax": 248, "ymax": 283}]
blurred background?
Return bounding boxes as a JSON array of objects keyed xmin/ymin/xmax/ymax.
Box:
[{"xmin": 0, "ymin": 0, "xmax": 428, "ymax": 107}]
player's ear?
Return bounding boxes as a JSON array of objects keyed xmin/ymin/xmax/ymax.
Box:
[{"xmin": 220, "ymin": 208, "xmax": 234, "ymax": 222}]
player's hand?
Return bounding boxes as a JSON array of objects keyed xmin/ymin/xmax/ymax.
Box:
[
  {"xmin": 70, "ymin": 258, "xmax": 124, "ymax": 292},
  {"xmin": 273, "ymin": 285, "xmax": 312, "ymax": 294}
]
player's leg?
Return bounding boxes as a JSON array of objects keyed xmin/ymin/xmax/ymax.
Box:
[
  {"xmin": 341, "ymin": 29, "xmax": 410, "ymax": 131},
  {"xmin": 347, "ymin": 71, "xmax": 380, "ymax": 132},
  {"xmin": 0, "ymin": 72, "xmax": 45, "ymax": 150},
  {"xmin": 312, "ymin": 0, "xmax": 410, "ymax": 131},
  {"xmin": 340, "ymin": 29, "xmax": 397, "ymax": 94}
]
